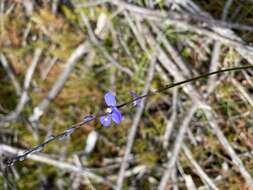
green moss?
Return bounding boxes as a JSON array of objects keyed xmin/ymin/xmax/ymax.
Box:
[
  {"xmin": 139, "ymin": 152, "xmax": 159, "ymax": 167},
  {"xmin": 1, "ymin": 1, "xmax": 253, "ymax": 189}
]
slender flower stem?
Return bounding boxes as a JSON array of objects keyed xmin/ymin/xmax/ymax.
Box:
[
  {"xmin": 117, "ymin": 65, "xmax": 253, "ymax": 108},
  {"xmin": 4, "ymin": 64, "xmax": 253, "ymax": 166}
]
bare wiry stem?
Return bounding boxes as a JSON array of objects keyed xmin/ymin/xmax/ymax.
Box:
[
  {"xmin": 0, "ymin": 144, "xmax": 113, "ymax": 187},
  {"xmin": 4, "ymin": 65, "xmax": 253, "ymax": 167}
]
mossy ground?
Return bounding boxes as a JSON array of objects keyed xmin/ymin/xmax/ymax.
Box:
[{"xmin": 1, "ymin": 0, "xmax": 253, "ymax": 189}]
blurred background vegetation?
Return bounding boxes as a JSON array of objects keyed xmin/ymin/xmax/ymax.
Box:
[{"xmin": 1, "ymin": 0, "xmax": 253, "ymax": 189}]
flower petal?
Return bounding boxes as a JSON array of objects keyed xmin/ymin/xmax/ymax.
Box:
[
  {"xmin": 111, "ymin": 107, "xmax": 123, "ymax": 124},
  {"xmin": 130, "ymin": 91, "xmax": 141, "ymax": 107},
  {"xmin": 100, "ymin": 115, "xmax": 111, "ymax": 127},
  {"xmin": 104, "ymin": 92, "xmax": 117, "ymax": 106}
]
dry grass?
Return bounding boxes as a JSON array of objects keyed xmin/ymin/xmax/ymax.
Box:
[{"xmin": 1, "ymin": 0, "xmax": 253, "ymax": 189}]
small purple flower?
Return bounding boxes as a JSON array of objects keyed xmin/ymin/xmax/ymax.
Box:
[
  {"xmin": 130, "ymin": 91, "xmax": 141, "ymax": 107},
  {"xmin": 100, "ymin": 92, "xmax": 123, "ymax": 127}
]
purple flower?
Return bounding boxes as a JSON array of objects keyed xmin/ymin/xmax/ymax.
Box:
[
  {"xmin": 130, "ymin": 91, "xmax": 141, "ymax": 107},
  {"xmin": 100, "ymin": 92, "xmax": 123, "ymax": 127}
]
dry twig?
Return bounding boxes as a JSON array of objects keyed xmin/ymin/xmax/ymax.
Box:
[
  {"xmin": 182, "ymin": 143, "xmax": 219, "ymax": 190},
  {"xmin": 29, "ymin": 42, "xmax": 89, "ymax": 122},
  {"xmin": 0, "ymin": 53, "xmax": 21, "ymax": 96},
  {"xmin": 116, "ymin": 55, "xmax": 156, "ymax": 190},
  {"xmin": 1, "ymin": 48, "xmax": 43, "ymax": 123},
  {"xmin": 0, "ymin": 144, "xmax": 113, "ymax": 187},
  {"xmin": 158, "ymin": 106, "xmax": 198, "ymax": 190}
]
